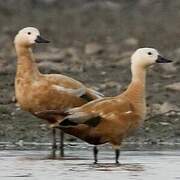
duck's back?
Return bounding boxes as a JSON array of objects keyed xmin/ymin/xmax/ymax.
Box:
[{"xmin": 15, "ymin": 73, "xmax": 100, "ymax": 123}]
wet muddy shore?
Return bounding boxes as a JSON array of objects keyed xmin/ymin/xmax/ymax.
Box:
[
  {"xmin": 0, "ymin": 0, "xmax": 180, "ymax": 149},
  {"xmin": 0, "ymin": 148, "xmax": 180, "ymax": 180}
]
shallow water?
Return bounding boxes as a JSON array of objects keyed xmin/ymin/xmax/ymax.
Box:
[{"xmin": 0, "ymin": 148, "xmax": 180, "ymax": 180}]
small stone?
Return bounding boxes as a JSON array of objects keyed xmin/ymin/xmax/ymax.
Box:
[
  {"xmin": 165, "ymin": 82, "xmax": 180, "ymax": 91},
  {"xmin": 105, "ymin": 81, "xmax": 120, "ymax": 88},
  {"xmin": 123, "ymin": 38, "xmax": 139, "ymax": 47},
  {"xmin": 16, "ymin": 140, "xmax": 24, "ymax": 147},
  {"xmin": 161, "ymin": 74, "xmax": 175, "ymax": 79},
  {"xmin": 147, "ymin": 103, "xmax": 161, "ymax": 115},
  {"xmin": 39, "ymin": 124, "xmax": 47, "ymax": 131},
  {"xmin": 100, "ymin": 71, "xmax": 106, "ymax": 75},
  {"xmin": 160, "ymin": 102, "xmax": 180, "ymax": 114},
  {"xmin": 100, "ymin": 1, "xmax": 121, "ymax": 10},
  {"xmin": 166, "ymin": 111, "xmax": 177, "ymax": 116},
  {"xmin": 11, "ymin": 112, "xmax": 15, "ymax": 116},
  {"xmin": 12, "ymin": 96, "xmax": 17, "ymax": 103},
  {"xmin": 85, "ymin": 43, "xmax": 104, "ymax": 55},
  {"xmin": 159, "ymin": 122, "xmax": 170, "ymax": 126}
]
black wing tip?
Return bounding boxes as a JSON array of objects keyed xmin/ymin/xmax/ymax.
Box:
[
  {"xmin": 84, "ymin": 116, "xmax": 101, "ymax": 127},
  {"xmin": 59, "ymin": 118, "xmax": 78, "ymax": 127},
  {"xmin": 59, "ymin": 116, "xmax": 101, "ymax": 128},
  {"xmin": 80, "ymin": 94, "xmax": 94, "ymax": 102}
]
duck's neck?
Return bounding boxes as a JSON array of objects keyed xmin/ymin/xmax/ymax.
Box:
[
  {"xmin": 15, "ymin": 44, "xmax": 40, "ymax": 80},
  {"xmin": 123, "ymin": 64, "xmax": 146, "ymax": 113}
]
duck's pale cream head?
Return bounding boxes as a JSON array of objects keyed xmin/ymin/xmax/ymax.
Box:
[
  {"xmin": 14, "ymin": 27, "xmax": 49, "ymax": 47},
  {"xmin": 131, "ymin": 48, "xmax": 172, "ymax": 68}
]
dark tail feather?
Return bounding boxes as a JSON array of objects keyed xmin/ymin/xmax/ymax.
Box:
[
  {"xmin": 59, "ymin": 116, "xmax": 101, "ymax": 128},
  {"xmin": 59, "ymin": 118, "xmax": 78, "ymax": 127},
  {"xmin": 84, "ymin": 116, "xmax": 101, "ymax": 127},
  {"xmin": 80, "ymin": 94, "xmax": 94, "ymax": 102}
]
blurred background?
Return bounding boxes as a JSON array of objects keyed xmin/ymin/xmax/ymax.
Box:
[{"xmin": 0, "ymin": 0, "xmax": 180, "ymax": 148}]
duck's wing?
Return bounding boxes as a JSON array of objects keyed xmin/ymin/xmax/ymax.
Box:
[
  {"xmin": 52, "ymin": 84, "xmax": 103, "ymax": 102},
  {"xmin": 45, "ymin": 74, "xmax": 103, "ymax": 101},
  {"xmin": 86, "ymin": 88, "xmax": 104, "ymax": 99},
  {"xmin": 52, "ymin": 85, "xmax": 86, "ymax": 97},
  {"xmin": 34, "ymin": 109, "xmax": 67, "ymax": 120},
  {"xmin": 59, "ymin": 97, "xmax": 133, "ymax": 128}
]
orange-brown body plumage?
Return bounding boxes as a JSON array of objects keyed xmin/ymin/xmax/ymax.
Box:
[
  {"xmin": 15, "ymin": 39, "xmax": 102, "ymax": 125},
  {"xmin": 36, "ymin": 47, "xmax": 172, "ymax": 163},
  {"xmin": 56, "ymin": 48, "xmax": 171, "ymax": 151},
  {"xmin": 14, "ymin": 27, "xmax": 103, "ymax": 157},
  {"xmin": 61, "ymin": 81, "xmax": 145, "ymax": 146}
]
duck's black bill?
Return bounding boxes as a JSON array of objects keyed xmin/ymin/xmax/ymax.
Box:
[
  {"xmin": 156, "ymin": 55, "xmax": 172, "ymax": 63},
  {"xmin": 35, "ymin": 35, "xmax": 50, "ymax": 43}
]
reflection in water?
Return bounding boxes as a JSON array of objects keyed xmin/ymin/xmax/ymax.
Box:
[
  {"xmin": 0, "ymin": 149, "xmax": 180, "ymax": 180},
  {"xmin": 92, "ymin": 163, "xmax": 144, "ymax": 172}
]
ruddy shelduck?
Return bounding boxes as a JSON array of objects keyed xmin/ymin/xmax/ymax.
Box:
[
  {"xmin": 14, "ymin": 27, "xmax": 103, "ymax": 156},
  {"xmin": 51, "ymin": 48, "xmax": 172, "ymax": 163}
]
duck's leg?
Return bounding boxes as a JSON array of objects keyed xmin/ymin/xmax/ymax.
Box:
[
  {"xmin": 112, "ymin": 144, "xmax": 120, "ymax": 164},
  {"xmin": 52, "ymin": 128, "xmax": 57, "ymax": 158},
  {"xmin": 115, "ymin": 148, "xmax": 120, "ymax": 164},
  {"xmin": 93, "ymin": 146, "xmax": 98, "ymax": 164},
  {"xmin": 59, "ymin": 130, "xmax": 64, "ymax": 157}
]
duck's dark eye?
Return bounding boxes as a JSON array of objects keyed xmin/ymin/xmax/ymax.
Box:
[
  {"xmin": 148, "ymin": 52, "xmax": 152, "ymax": 55},
  {"xmin": 27, "ymin": 32, "xmax": 31, "ymax": 35}
]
